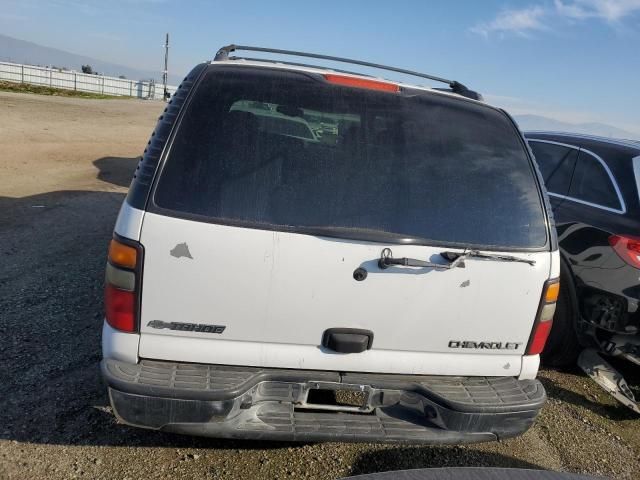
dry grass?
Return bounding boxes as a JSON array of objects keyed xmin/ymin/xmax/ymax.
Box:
[{"xmin": 0, "ymin": 80, "xmax": 127, "ymax": 99}]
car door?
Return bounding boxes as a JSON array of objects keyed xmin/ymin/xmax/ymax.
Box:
[
  {"xmin": 558, "ymin": 147, "xmax": 626, "ymax": 281},
  {"xmin": 528, "ymin": 139, "xmax": 617, "ymax": 271}
]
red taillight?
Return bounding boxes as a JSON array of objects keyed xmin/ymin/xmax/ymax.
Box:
[
  {"xmin": 609, "ymin": 234, "xmax": 640, "ymax": 269},
  {"xmin": 323, "ymin": 74, "xmax": 399, "ymax": 92},
  {"xmin": 105, "ymin": 284, "xmax": 136, "ymax": 332},
  {"xmin": 104, "ymin": 237, "xmax": 143, "ymax": 333},
  {"xmin": 527, "ymin": 319, "xmax": 553, "ymax": 356},
  {"xmin": 526, "ymin": 279, "xmax": 559, "ymax": 356}
]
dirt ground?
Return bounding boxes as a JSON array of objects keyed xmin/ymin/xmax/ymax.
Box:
[{"xmin": 1, "ymin": 90, "xmax": 640, "ymax": 480}]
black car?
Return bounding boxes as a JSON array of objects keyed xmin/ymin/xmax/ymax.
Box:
[{"xmin": 526, "ymin": 131, "xmax": 640, "ymax": 366}]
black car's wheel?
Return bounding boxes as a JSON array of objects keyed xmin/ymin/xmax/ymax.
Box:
[{"xmin": 541, "ymin": 265, "xmax": 582, "ymax": 368}]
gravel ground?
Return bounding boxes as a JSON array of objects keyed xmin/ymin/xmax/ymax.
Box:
[{"xmin": 1, "ymin": 91, "xmax": 640, "ymax": 480}]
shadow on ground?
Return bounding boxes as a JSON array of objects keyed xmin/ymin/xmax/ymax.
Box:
[
  {"xmin": 0, "ymin": 156, "xmax": 292, "ymax": 451},
  {"xmin": 349, "ymin": 447, "xmax": 542, "ymax": 476},
  {"xmin": 539, "ymin": 368, "xmax": 638, "ymax": 421},
  {"xmin": 93, "ymin": 156, "xmax": 139, "ymax": 188}
]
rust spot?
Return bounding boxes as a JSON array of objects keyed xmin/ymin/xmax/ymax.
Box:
[{"xmin": 170, "ymin": 242, "xmax": 193, "ymax": 259}]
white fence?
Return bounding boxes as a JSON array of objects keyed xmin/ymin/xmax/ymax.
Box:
[{"xmin": 0, "ymin": 61, "xmax": 177, "ymax": 100}]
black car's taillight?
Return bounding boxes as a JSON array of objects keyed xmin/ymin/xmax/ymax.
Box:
[{"xmin": 609, "ymin": 234, "xmax": 640, "ymax": 269}]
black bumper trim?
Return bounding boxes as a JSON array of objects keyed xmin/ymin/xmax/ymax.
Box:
[
  {"xmin": 110, "ymin": 388, "xmax": 500, "ymax": 444},
  {"xmin": 102, "ymin": 359, "xmax": 545, "ymax": 414},
  {"xmin": 102, "ymin": 359, "xmax": 545, "ymax": 444}
]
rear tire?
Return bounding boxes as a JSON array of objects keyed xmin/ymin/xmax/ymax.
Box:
[{"xmin": 540, "ymin": 265, "xmax": 582, "ymax": 368}]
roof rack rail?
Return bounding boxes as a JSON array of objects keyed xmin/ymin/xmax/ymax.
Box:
[
  {"xmin": 214, "ymin": 45, "xmax": 482, "ymax": 101},
  {"xmin": 230, "ymin": 57, "xmax": 376, "ymax": 79}
]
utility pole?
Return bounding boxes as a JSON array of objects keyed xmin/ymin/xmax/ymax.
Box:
[{"xmin": 162, "ymin": 33, "xmax": 169, "ymax": 101}]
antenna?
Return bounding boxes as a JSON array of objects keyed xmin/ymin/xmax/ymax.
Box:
[{"xmin": 162, "ymin": 33, "xmax": 169, "ymax": 101}]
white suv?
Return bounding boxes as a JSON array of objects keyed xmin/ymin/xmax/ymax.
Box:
[{"xmin": 101, "ymin": 45, "xmax": 560, "ymax": 443}]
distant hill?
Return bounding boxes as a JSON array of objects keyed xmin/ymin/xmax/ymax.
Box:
[
  {"xmin": 0, "ymin": 34, "xmax": 182, "ymax": 84},
  {"xmin": 514, "ymin": 114, "xmax": 639, "ymax": 141}
]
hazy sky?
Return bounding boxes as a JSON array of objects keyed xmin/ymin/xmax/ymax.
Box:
[{"xmin": 2, "ymin": 0, "xmax": 639, "ymax": 134}]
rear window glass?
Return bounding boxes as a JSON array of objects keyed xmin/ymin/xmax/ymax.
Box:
[
  {"xmin": 529, "ymin": 141, "xmax": 578, "ymax": 196},
  {"xmin": 154, "ymin": 67, "xmax": 547, "ymax": 249},
  {"xmin": 569, "ymin": 151, "xmax": 621, "ymax": 210}
]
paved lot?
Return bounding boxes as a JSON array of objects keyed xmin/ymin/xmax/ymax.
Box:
[{"xmin": 1, "ymin": 91, "xmax": 639, "ymax": 479}]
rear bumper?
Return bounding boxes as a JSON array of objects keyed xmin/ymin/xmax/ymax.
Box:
[{"xmin": 101, "ymin": 359, "xmax": 546, "ymax": 444}]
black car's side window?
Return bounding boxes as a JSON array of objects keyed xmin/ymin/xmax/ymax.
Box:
[
  {"xmin": 529, "ymin": 141, "xmax": 578, "ymax": 196},
  {"xmin": 569, "ymin": 150, "xmax": 622, "ymax": 211}
]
